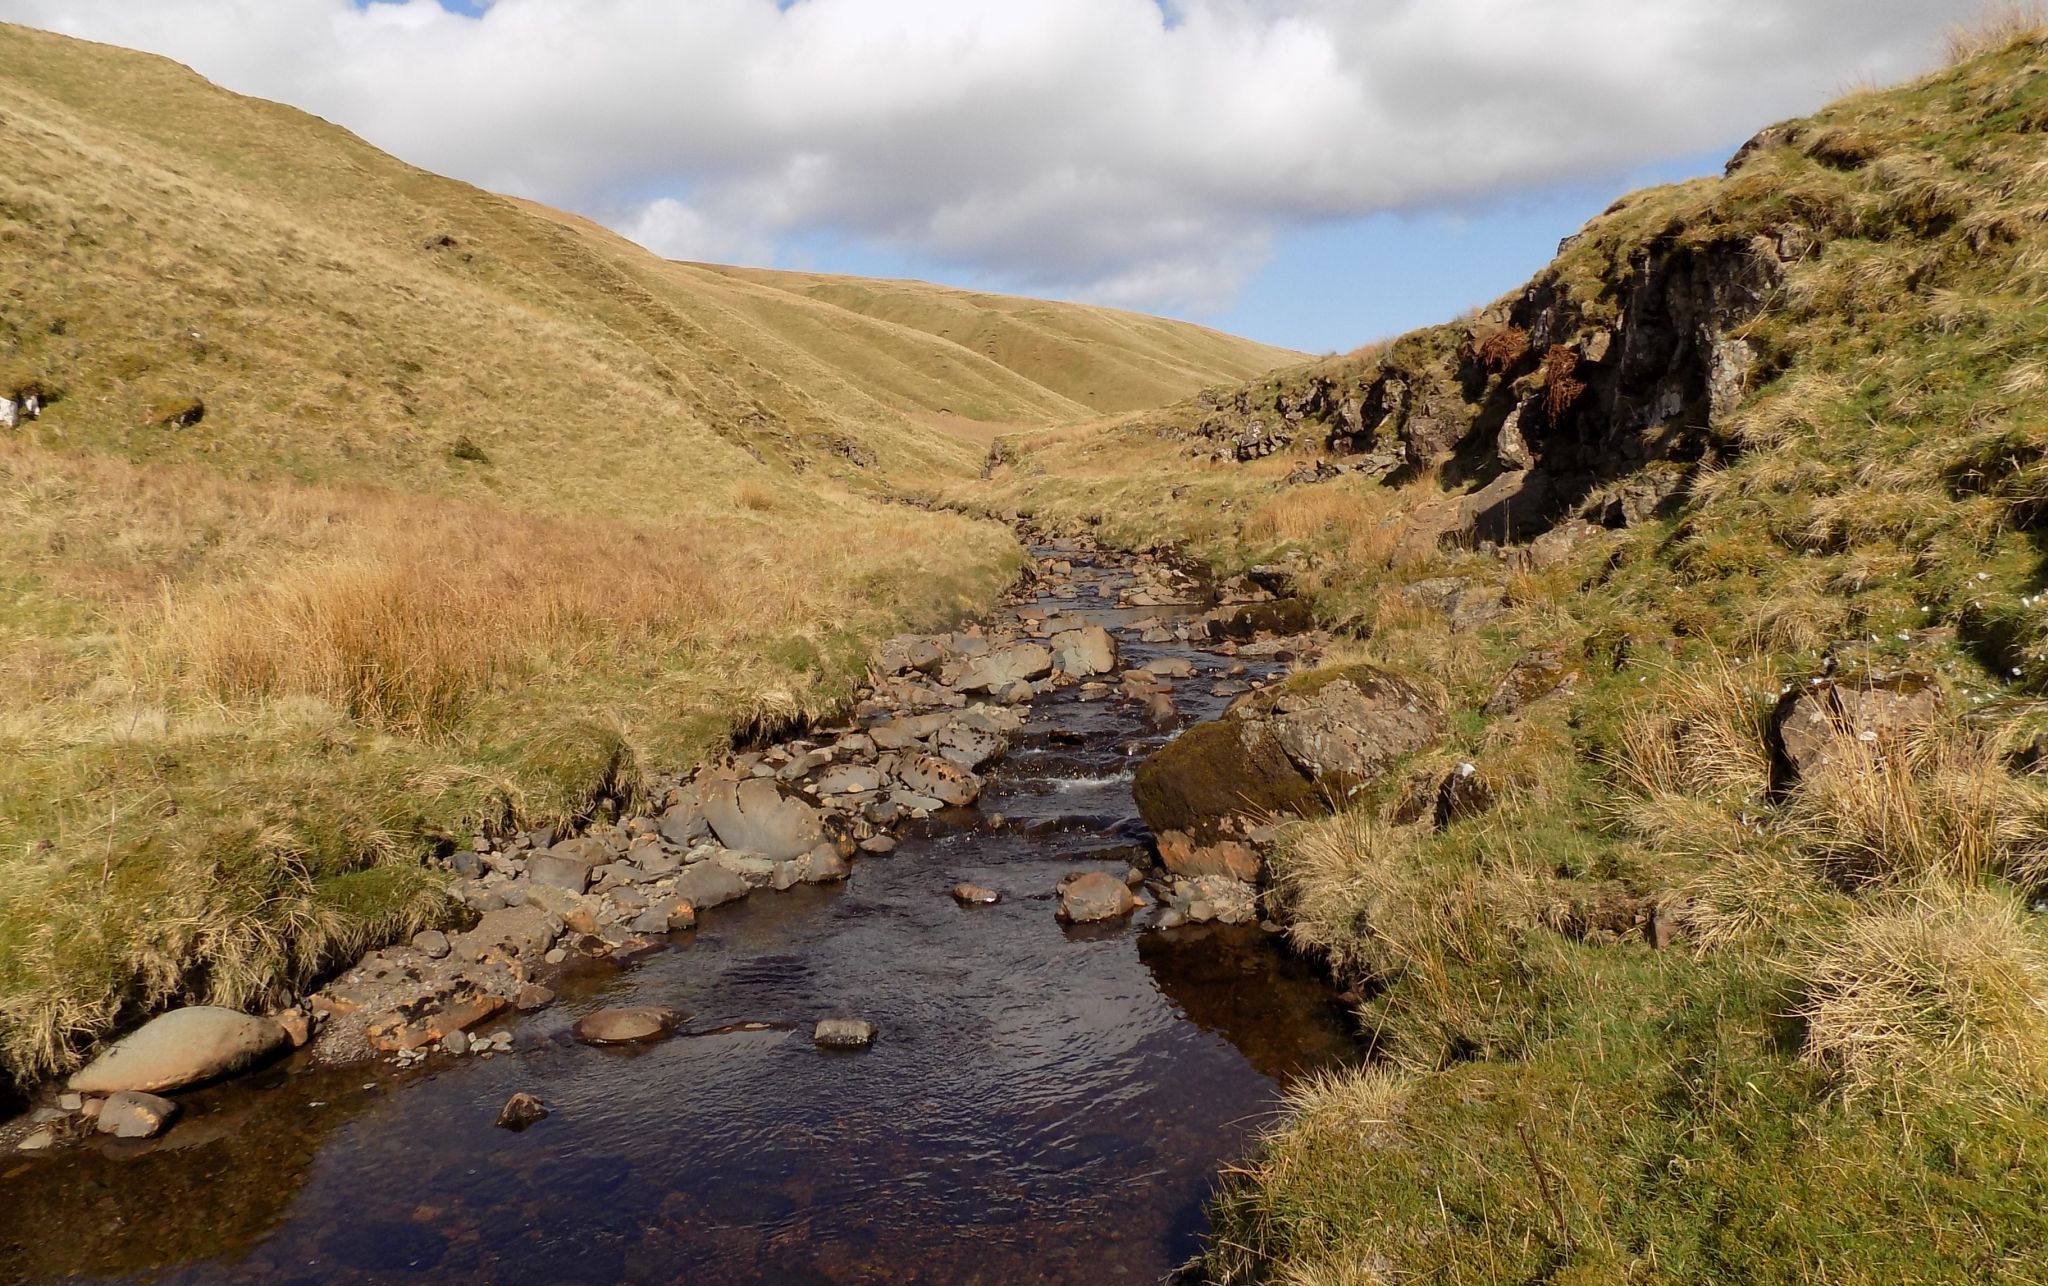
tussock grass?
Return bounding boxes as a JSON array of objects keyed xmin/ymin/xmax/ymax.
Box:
[{"xmin": 1795, "ymin": 881, "xmax": 2048, "ymax": 1100}]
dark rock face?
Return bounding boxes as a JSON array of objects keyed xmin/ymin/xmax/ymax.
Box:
[
  {"xmin": 1135, "ymin": 664, "xmax": 1442, "ymax": 842},
  {"xmin": 1179, "ymin": 218, "xmax": 1808, "ymax": 558},
  {"xmin": 1771, "ymin": 672, "xmax": 1944, "ymax": 787}
]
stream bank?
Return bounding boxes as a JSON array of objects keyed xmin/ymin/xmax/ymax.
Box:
[{"xmin": 1, "ymin": 537, "xmax": 1359, "ymax": 1284}]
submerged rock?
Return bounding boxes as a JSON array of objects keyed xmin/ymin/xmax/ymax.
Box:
[
  {"xmin": 95, "ymin": 1091, "xmax": 179, "ymax": 1139},
  {"xmin": 70, "ymin": 1006, "xmax": 289, "ymax": 1095},
  {"xmin": 572, "ymin": 1007, "xmax": 684, "ymax": 1046}
]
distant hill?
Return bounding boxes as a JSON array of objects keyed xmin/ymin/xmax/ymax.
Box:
[{"xmin": 697, "ymin": 263, "xmax": 1302, "ymax": 416}]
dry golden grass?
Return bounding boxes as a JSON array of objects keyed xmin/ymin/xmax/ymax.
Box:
[
  {"xmin": 1946, "ymin": 4, "xmax": 2048, "ymax": 65},
  {"xmin": 1783, "ymin": 725, "xmax": 2048, "ymax": 889},
  {"xmin": 1794, "ymin": 881, "xmax": 2048, "ymax": 1100}
]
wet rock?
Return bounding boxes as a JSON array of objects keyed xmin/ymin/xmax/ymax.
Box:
[
  {"xmin": 367, "ymin": 991, "xmax": 508, "ymax": 1054},
  {"xmin": 1135, "ymin": 664, "xmax": 1442, "ymax": 842},
  {"xmin": 800, "ymin": 847, "xmax": 851, "ymax": 883},
  {"xmin": 95, "ymin": 1091, "xmax": 179, "ymax": 1140},
  {"xmin": 274, "ymin": 1008, "xmax": 312, "ymax": 1049},
  {"xmin": 1144, "ymin": 657, "xmax": 1196, "ymax": 680},
  {"xmin": 496, "ymin": 1092, "xmax": 549, "ymax": 1131},
  {"xmin": 951, "ymin": 883, "xmax": 1001, "ymax": 905},
  {"xmin": 703, "ymin": 778, "xmax": 828, "ymax": 861},
  {"xmin": 514, "ymin": 984, "xmax": 556, "ymax": 1011},
  {"xmin": 1050, "ymin": 626, "xmax": 1118, "ymax": 677},
  {"xmin": 70, "ymin": 1006, "xmax": 289, "ymax": 1095},
  {"xmin": 1483, "ymin": 648, "xmax": 1579, "ymax": 716},
  {"xmin": 443, "ymin": 1029, "xmax": 470, "ymax": 1055},
  {"xmin": 955, "ymin": 643, "xmax": 1054, "ymax": 694},
  {"xmin": 813, "ymin": 1018, "xmax": 878, "ymax": 1049},
  {"xmin": 670, "ymin": 862, "xmax": 752, "ymax": 910},
  {"xmin": 572, "ymin": 1007, "xmax": 683, "ymax": 1046},
  {"xmin": 898, "ymin": 754, "xmax": 982, "ymax": 807},
  {"xmin": 1145, "ymin": 693, "xmax": 1180, "ymax": 729},
  {"xmin": 859, "ymin": 835, "xmax": 898, "ymax": 855},
  {"xmin": 412, "ymin": 929, "xmax": 451, "ymax": 960},
  {"xmin": 1772, "ymin": 672, "xmax": 1943, "ymax": 785},
  {"xmin": 1156, "ymin": 830, "xmax": 1262, "ymax": 883},
  {"xmin": 1058, "ymin": 872, "xmax": 1139, "ymax": 923}
]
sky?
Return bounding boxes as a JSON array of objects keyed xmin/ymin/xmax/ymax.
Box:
[{"xmin": 0, "ymin": 0, "xmax": 1992, "ymax": 353}]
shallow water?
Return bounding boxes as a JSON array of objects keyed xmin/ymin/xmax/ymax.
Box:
[{"xmin": 1, "ymin": 552, "xmax": 1357, "ymax": 1285}]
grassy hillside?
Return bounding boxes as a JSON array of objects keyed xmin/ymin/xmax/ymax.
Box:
[
  {"xmin": 967, "ymin": 18, "xmax": 2048, "ymax": 1283},
  {"xmin": 700, "ymin": 263, "xmax": 1303, "ymax": 415},
  {"xmin": 0, "ymin": 21, "xmax": 1288, "ymax": 1086}
]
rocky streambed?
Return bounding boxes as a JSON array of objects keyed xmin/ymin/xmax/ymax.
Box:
[{"xmin": 0, "ymin": 538, "xmax": 1360, "ymax": 1283}]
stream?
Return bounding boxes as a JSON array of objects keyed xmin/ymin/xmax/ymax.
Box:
[{"xmin": 0, "ymin": 547, "xmax": 1359, "ymax": 1285}]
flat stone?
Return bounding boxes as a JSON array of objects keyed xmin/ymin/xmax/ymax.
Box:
[
  {"xmin": 813, "ymin": 1018, "xmax": 878, "ymax": 1049},
  {"xmin": 17, "ymin": 1127, "xmax": 55, "ymax": 1152},
  {"xmin": 703, "ymin": 778, "xmax": 828, "ymax": 861},
  {"xmin": 69, "ymin": 1007, "xmax": 289, "ymax": 1095},
  {"xmin": 814, "ymin": 764, "xmax": 884, "ymax": 795},
  {"xmin": 951, "ymin": 883, "xmax": 1001, "ymax": 905},
  {"xmin": 859, "ymin": 835, "xmax": 898, "ymax": 855},
  {"xmin": 527, "ymin": 851, "xmax": 595, "ymax": 893},
  {"xmin": 96, "ymin": 1091, "xmax": 179, "ymax": 1139},
  {"xmin": 572, "ymin": 1007, "xmax": 684, "ymax": 1046},
  {"xmin": 670, "ymin": 862, "xmax": 752, "ymax": 910},
  {"xmin": 898, "ymin": 755, "xmax": 982, "ymax": 807},
  {"xmin": 713, "ymin": 849, "xmax": 782, "ymax": 887}
]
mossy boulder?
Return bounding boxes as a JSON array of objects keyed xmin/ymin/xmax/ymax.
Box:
[{"xmin": 1135, "ymin": 663, "xmax": 1442, "ymax": 842}]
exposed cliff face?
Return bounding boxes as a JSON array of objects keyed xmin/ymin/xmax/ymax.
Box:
[{"xmin": 1179, "ymin": 210, "xmax": 1813, "ymax": 555}]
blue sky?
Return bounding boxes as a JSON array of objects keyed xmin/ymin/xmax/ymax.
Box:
[{"xmin": 14, "ymin": 0, "xmax": 1977, "ymax": 354}]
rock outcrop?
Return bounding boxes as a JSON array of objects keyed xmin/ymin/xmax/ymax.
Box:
[{"xmin": 1135, "ymin": 664, "xmax": 1442, "ymax": 842}]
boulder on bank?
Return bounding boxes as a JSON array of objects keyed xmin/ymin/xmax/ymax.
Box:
[
  {"xmin": 703, "ymin": 777, "xmax": 828, "ymax": 860},
  {"xmin": 69, "ymin": 1006, "xmax": 289, "ymax": 1095},
  {"xmin": 1772, "ymin": 671, "xmax": 1943, "ymax": 786},
  {"xmin": 1135, "ymin": 664, "xmax": 1443, "ymax": 842}
]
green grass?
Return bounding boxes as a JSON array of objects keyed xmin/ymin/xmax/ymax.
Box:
[{"xmin": 948, "ymin": 24, "xmax": 2048, "ymax": 1282}]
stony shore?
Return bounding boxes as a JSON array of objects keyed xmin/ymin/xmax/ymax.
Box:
[{"xmin": 6, "ymin": 535, "xmax": 1326, "ymax": 1152}]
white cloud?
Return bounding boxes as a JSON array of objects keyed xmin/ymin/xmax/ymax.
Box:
[{"xmin": 0, "ymin": 0, "xmax": 1987, "ymax": 313}]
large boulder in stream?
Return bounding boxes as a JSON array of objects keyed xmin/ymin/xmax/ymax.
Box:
[
  {"xmin": 70, "ymin": 1006, "xmax": 289, "ymax": 1094},
  {"xmin": 953, "ymin": 643, "xmax": 1054, "ymax": 694},
  {"xmin": 1135, "ymin": 664, "xmax": 1443, "ymax": 842},
  {"xmin": 1050, "ymin": 626, "xmax": 1118, "ymax": 677},
  {"xmin": 703, "ymin": 777, "xmax": 827, "ymax": 860}
]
